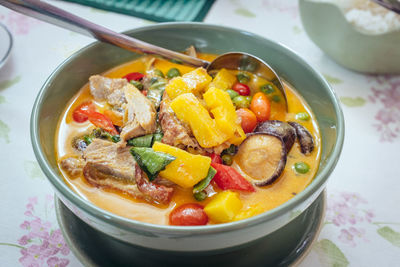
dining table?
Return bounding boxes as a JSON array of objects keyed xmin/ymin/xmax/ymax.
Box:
[{"xmin": 0, "ymin": 0, "xmax": 399, "ymax": 266}]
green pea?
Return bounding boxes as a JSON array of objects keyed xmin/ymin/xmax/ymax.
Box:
[
  {"xmin": 153, "ymin": 69, "xmax": 164, "ymax": 78},
  {"xmin": 294, "ymin": 162, "xmax": 310, "ymax": 174},
  {"xmin": 194, "ymin": 191, "xmax": 207, "ymax": 201},
  {"xmin": 226, "ymin": 89, "xmax": 239, "ymax": 99},
  {"xmin": 236, "ymin": 72, "xmax": 250, "ymax": 83},
  {"xmin": 272, "ymin": 95, "xmax": 281, "ymax": 102},
  {"xmin": 222, "ymin": 154, "xmax": 233, "ymax": 166},
  {"xmin": 167, "ymin": 68, "xmax": 181, "ymax": 79},
  {"xmin": 130, "ymin": 80, "xmax": 144, "ymax": 90},
  {"xmin": 111, "ymin": 135, "xmax": 121, "ymax": 143},
  {"xmin": 222, "ymin": 144, "xmax": 237, "ymax": 156},
  {"xmin": 260, "ymin": 84, "xmax": 275, "ymax": 94},
  {"xmin": 295, "ymin": 112, "xmax": 310, "ymax": 121},
  {"xmin": 232, "ymin": 95, "xmax": 250, "ymax": 109}
]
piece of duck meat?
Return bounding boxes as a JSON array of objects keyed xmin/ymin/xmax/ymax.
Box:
[
  {"xmin": 82, "ymin": 139, "xmax": 171, "ymax": 204},
  {"xmin": 120, "ymin": 83, "xmax": 157, "ymax": 141},
  {"xmin": 135, "ymin": 164, "xmax": 174, "ymax": 205},
  {"xmin": 82, "ymin": 138, "xmax": 174, "ymax": 204},
  {"xmin": 89, "ymin": 75, "xmax": 128, "ymax": 110},
  {"xmin": 83, "ymin": 139, "xmax": 136, "ymax": 182},
  {"xmin": 83, "ymin": 163, "xmax": 145, "ymax": 201},
  {"xmin": 60, "ymin": 156, "xmax": 85, "ymax": 177}
]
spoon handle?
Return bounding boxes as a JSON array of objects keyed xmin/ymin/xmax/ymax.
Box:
[{"xmin": 0, "ymin": 0, "xmax": 209, "ymax": 67}]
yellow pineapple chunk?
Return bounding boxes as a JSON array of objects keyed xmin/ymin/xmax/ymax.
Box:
[
  {"xmin": 204, "ymin": 87, "xmax": 236, "ymax": 136},
  {"xmin": 203, "ymin": 87, "xmax": 246, "ymax": 145},
  {"xmin": 165, "ymin": 68, "xmax": 212, "ymax": 99},
  {"xmin": 204, "ymin": 191, "xmax": 243, "ymax": 223},
  {"xmin": 165, "ymin": 78, "xmax": 189, "ymax": 99},
  {"xmin": 152, "ymin": 142, "xmax": 211, "ymax": 188},
  {"xmin": 170, "ymin": 93, "xmax": 229, "ymax": 148},
  {"xmin": 183, "ymin": 68, "xmax": 212, "ymax": 92},
  {"xmin": 228, "ymin": 125, "xmax": 246, "ymax": 145},
  {"xmin": 208, "ymin": 68, "xmax": 237, "ymax": 90}
]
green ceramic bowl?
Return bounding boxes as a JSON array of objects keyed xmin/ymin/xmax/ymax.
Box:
[
  {"xmin": 31, "ymin": 23, "xmax": 344, "ymax": 252},
  {"xmin": 299, "ymin": 0, "xmax": 400, "ymax": 74}
]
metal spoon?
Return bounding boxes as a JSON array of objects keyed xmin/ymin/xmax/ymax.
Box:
[{"xmin": 0, "ymin": 0, "xmax": 287, "ymax": 107}]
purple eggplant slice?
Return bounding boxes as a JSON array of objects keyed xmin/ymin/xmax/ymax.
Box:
[
  {"xmin": 234, "ymin": 133, "xmax": 287, "ymax": 187},
  {"xmin": 255, "ymin": 120, "xmax": 296, "ymax": 152},
  {"xmin": 288, "ymin": 122, "xmax": 314, "ymax": 155}
]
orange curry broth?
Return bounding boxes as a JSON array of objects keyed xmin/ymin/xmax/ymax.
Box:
[{"xmin": 55, "ymin": 54, "xmax": 321, "ymax": 225}]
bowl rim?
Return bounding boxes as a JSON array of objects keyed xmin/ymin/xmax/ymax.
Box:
[
  {"xmin": 31, "ymin": 22, "xmax": 344, "ymax": 234},
  {"xmin": 300, "ymin": 0, "xmax": 400, "ymax": 36}
]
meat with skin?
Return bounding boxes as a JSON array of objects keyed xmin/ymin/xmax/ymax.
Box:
[
  {"xmin": 120, "ymin": 83, "xmax": 156, "ymax": 141},
  {"xmin": 83, "ymin": 163, "xmax": 145, "ymax": 201},
  {"xmin": 135, "ymin": 164, "xmax": 174, "ymax": 205},
  {"xmin": 159, "ymin": 92, "xmax": 200, "ymax": 149},
  {"xmin": 107, "ymin": 90, "xmax": 126, "ymax": 112},
  {"xmin": 89, "ymin": 75, "xmax": 128, "ymax": 110},
  {"xmin": 83, "ymin": 139, "xmax": 136, "ymax": 182},
  {"xmin": 60, "ymin": 156, "xmax": 84, "ymax": 177},
  {"xmin": 82, "ymin": 139, "xmax": 173, "ymax": 204}
]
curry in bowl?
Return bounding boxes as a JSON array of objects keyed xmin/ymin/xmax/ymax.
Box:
[{"xmin": 56, "ymin": 51, "xmax": 321, "ymax": 226}]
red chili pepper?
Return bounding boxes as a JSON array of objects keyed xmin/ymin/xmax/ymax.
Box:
[
  {"xmin": 210, "ymin": 153, "xmax": 222, "ymax": 164},
  {"xmin": 232, "ymin": 83, "xmax": 250, "ymax": 96},
  {"xmin": 87, "ymin": 112, "xmax": 119, "ymax": 135},
  {"xmin": 123, "ymin": 72, "xmax": 145, "ymax": 82},
  {"xmin": 72, "ymin": 101, "xmax": 96, "ymax": 123},
  {"xmin": 211, "ymin": 163, "xmax": 255, "ymax": 192}
]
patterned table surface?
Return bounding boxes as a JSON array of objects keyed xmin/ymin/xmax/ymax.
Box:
[{"xmin": 1, "ymin": 0, "xmax": 399, "ymax": 266}]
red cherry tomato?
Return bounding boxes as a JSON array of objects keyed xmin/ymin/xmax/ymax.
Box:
[
  {"xmin": 236, "ymin": 108, "xmax": 257, "ymax": 133},
  {"xmin": 123, "ymin": 72, "xmax": 145, "ymax": 82},
  {"xmin": 72, "ymin": 101, "xmax": 96, "ymax": 123},
  {"xmin": 169, "ymin": 203, "xmax": 208, "ymax": 226},
  {"xmin": 250, "ymin": 92, "xmax": 271, "ymax": 122},
  {"xmin": 210, "ymin": 153, "xmax": 222, "ymax": 164},
  {"xmin": 87, "ymin": 112, "xmax": 119, "ymax": 135},
  {"xmin": 232, "ymin": 83, "xmax": 250, "ymax": 96}
]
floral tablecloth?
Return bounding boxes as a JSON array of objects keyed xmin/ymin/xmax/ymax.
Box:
[{"xmin": 1, "ymin": 0, "xmax": 399, "ymax": 266}]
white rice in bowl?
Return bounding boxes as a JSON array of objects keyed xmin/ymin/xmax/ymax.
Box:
[{"xmin": 311, "ymin": 0, "xmax": 400, "ymax": 34}]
